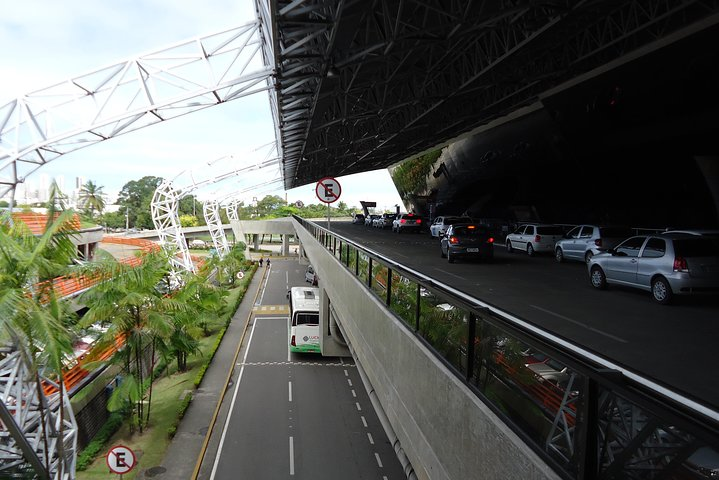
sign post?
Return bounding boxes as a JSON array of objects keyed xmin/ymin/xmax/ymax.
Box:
[
  {"xmin": 107, "ymin": 445, "xmax": 136, "ymax": 478},
  {"xmin": 315, "ymin": 177, "xmax": 341, "ymax": 231}
]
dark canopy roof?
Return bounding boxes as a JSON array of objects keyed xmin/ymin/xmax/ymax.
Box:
[{"xmin": 268, "ymin": 0, "xmax": 719, "ymax": 190}]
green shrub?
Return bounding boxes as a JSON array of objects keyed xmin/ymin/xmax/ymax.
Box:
[
  {"xmin": 76, "ymin": 412, "xmax": 125, "ymax": 470},
  {"xmin": 167, "ymin": 392, "xmax": 193, "ymax": 438}
]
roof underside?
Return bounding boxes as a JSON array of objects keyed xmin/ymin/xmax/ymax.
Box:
[{"xmin": 270, "ymin": 0, "xmax": 719, "ymax": 190}]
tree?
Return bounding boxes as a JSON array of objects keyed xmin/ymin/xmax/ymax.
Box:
[
  {"xmin": 179, "ymin": 214, "xmax": 199, "ymax": 228},
  {"xmin": 0, "ymin": 208, "xmax": 77, "ymax": 475},
  {"xmin": 78, "ymin": 180, "xmax": 106, "ymax": 217},
  {"xmin": 79, "ymin": 249, "xmax": 183, "ymax": 433},
  {"xmin": 116, "ymin": 176, "xmax": 163, "ymax": 229}
]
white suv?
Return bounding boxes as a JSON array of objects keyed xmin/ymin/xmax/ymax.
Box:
[
  {"xmin": 506, "ymin": 224, "xmax": 564, "ymax": 256},
  {"xmin": 429, "ymin": 215, "xmax": 473, "ymax": 238}
]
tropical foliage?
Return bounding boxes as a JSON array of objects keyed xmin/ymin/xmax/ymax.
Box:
[
  {"xmin": 78, "ymin": 180, "xmax": 106, "ymax": 217},
  {"xmin": 390, "ymin": 148, "xmax": 442, "ymax": 200}
]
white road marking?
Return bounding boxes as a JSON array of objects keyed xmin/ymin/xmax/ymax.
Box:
[
  {"xmin": 256, "ymin": 269, "xmax": 271, "ymax": 305},
  {"xmin": 288, "ymin": 381, "xmax": 293, "ymax": 402},
  {"xmin": 375, "ymin": 453, "xmax": 383, "ymax": 468},
  {"xmin": 433, "ymin": 268, "xmax": 464, "ymax": 280},
  {"xmin": 530, "ymin": 304, "xmax": 628, "ymax": 343},
  {"xmin": 209, "ymin": 320, "xmax": 258, "ymax": 480},
  {"xmin": 367, "ymin": 432, "xmax": 374, "ymax": 445},
  {"xmin": 289, "ymin": 436, "xmax": 295, "ymax": 475},
  {"xmin": 356, "ymin": 402, "xmax": 362, "ymax": 411},
  {"xmin": 361, "ymin": 416, "xmax": 367, "ymax": 428},
  {"xmin": 351, "ymin": 389, "xmax": 357, "ymax": 398},
  {"xmin": 286, "ymin": 271, "xmax": 289, "ymax": 290},
  {"xmin": 344, "ymin": 369, "xmax": 349, "ymax": 376},
  {"xmin": 347, "ymin": 379, "xmax": 353, "ymax": 387}
]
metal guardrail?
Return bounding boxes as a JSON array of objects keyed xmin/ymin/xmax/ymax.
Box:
[{"xmin": 295, "ymin": 215, "xmax": 719, "ymax": 480}]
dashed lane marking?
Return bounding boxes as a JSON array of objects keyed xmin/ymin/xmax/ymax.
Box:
[
  {"xmin": 253, "ymin": 305, "xmax": 290, "ymax": 314},
  {"xmin": 237, "ymin": 361, "xmax": 357, "ymax": 367}
]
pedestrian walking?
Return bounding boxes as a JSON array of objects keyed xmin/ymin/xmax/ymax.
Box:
[
  {"xmin": 266, "ymin": 258, "xmax": 271, "ymax": 268},
  {"xmin": 259, "ymin": 258, "xmax": 263, "ymax": 267}
]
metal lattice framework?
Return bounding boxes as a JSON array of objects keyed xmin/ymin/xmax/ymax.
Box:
[
  {"xmin": 0, "ymin": 19, "xmax": 274, "ymax": 199},
  {"xmin": 270, "ymin": 0, "xmax": 719, "ymax": 190},
  {"xmin": 0, "ymin": 352, "xmax": 77, "ymax": 480},
  {"xmin": 203, "ymin": 199, "xmax": 230, "ymax": 258},
  {"xmin": 151, "ymin": 152, "xmax": 280, "ymax": 277},
  {"xmin": 151, "ymin": 180, "xmax": 195, "ymax": 277}
]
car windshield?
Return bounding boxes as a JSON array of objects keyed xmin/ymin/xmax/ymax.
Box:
[
  {"xmin": 452, "ymin": 226, "xmax": 489, "ymax": 236},
  {"xmin": 673, "ymin": 238, "xmax": 718, "ymax": 257},
  {"xmin": 537, "ymin": 226, "xmax": 563, "ymax": 235}
]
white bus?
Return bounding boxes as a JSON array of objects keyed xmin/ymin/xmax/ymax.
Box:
[{"xmin": 288, "ymin": 286, "xmax": 321, "ymax": 353}]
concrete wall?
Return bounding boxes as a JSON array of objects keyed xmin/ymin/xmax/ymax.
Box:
[{"xmin": 294, "ymin": 219, "xmax": 560, "ymax": 480}]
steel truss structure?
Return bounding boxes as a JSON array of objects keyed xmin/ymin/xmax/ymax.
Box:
[
  {"xmin": 0, "ymin": 19, "xmax": 273, "ymax": 199},
  {"xmin": 270, "ymin": 0, "xmax": 719, "ymax": 189},
  {"xmin": 203, "ymin": 199, "xmax": 230, "ymax": 258},
  {"xmin": 151, "ymin": 152, "xmax": 280, "ymax": 278},
  {"xmin": 0, "ymin": 351, "xmax": 77, "ymax": 480}
]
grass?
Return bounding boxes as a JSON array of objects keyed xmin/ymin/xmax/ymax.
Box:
[{"xmin": 75, "ymin": 269, "xmax": 254, "ymax": 479}]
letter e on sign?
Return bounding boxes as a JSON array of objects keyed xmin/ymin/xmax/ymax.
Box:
[
  {"xmin": 107, "ymin": 445, "xmax": 136, "ymax": 474},
  {"xmin": 315, "ymin": 177, "xmax": 341, "ymax": 203}
]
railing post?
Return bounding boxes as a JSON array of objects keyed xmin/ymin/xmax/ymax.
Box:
[
  {"xmin": 466, "ymin": 312, "xmax": 476, "ymax": 381},
  {"xmin": 386, "ymin": 267, "xmax": 392, "ymax": 307},
  {"xmin": 355, "ymin": 250, "xmax": 359, "ymax": 276},
  {"xmin": 368, "ymin": 258, "xmax": 373, "ymax": 288},
  {"xmin": 415, "ymin": 283, "xmax": 421, "ymax": 331}
]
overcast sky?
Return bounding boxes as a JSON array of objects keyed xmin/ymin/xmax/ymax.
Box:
[{"xmin": 0, "ymin": 0, "xmax": 405, "ymax": 211}]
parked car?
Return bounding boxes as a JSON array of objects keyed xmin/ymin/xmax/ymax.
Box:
[
  {"xmin": 364, "ymin": 214, "xmax": 380, "ymax": 226},
  {"xmin": 392, "ymin": 213, "xmax": 423, "ymax": 233},
  {"xmin": 587, "ymin": 233, "xmax": 719, "ymax": 304},
  {"xmin": 506, "ymin": 224, "xmax": 564, "ymax": 256},
  {"xmin": 351, "ymin": 213, "xmax": 365, "ymax": 225},
  {"xmin": 555, "ymin": 225, "xmax": 632, "ymax": 264},
  {"xmin": 439, "ymin": 224, "xmax": 494, "ymax": 263},
  {"xmin": 374, "ymin": 213, "xmax": 396, "ymax": 228},
  {"xmin": 189, "ymin": 239, "xmax": 207, "ymax": 248},
  {"xmin": 526, "ymin": 358, "xmax": 570, "ymax": 386},
  {"xmin": 429, "ymin": 215, "xmax": 473, "ymax": 238}
]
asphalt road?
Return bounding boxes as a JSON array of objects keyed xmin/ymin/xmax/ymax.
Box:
[
  {"xmin": 209, "ymin": 259, "xmax": 405, "ymax": 480},
  {"xmin": 328, "ymin": 221, "xmax": 719, "ymax": 411}
]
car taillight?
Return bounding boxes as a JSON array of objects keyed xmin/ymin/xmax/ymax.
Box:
[
  {"xmin": 416, "ymin": 219, "xmax": 422, "ymax": 224},
  {"xmin": 290, "ymin": 335, "xmax": 296, "ymax": 346},
  {"xmin": 488, "ymin": 237, "xmax": 494, "ymax": 243},
  {"xmin": 449, "ymin": 236, "xmax": 459, "ymax": 244},
  {"xmin": 673, "ymin": 256, "xmax": 688, "ymax": 272},
  {"xmin": 535, "ymin": 235, "xmax": 541, "ymax": 242},
  {"xmin": 400, "ymin": 219, "xmax": 406, "ymax": 224},
  {"xmin": 595, "ymin": 239, "xmax": 602, "ymax": 247}
]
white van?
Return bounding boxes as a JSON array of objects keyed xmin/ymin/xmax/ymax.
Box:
[{"xmin": 288, "ymin": 287, "xmax": 320, "ymax": 353}]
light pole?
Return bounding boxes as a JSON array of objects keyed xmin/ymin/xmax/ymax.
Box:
[{"xmin": 125, "ymin": 206, "xmax": 129, "ymax": 231}]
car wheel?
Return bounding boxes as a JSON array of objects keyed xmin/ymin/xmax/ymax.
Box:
[
  {"xmin": 527, "ymin": 243, "xmax": 535, "ymax": 257},
  {"xmin": 555, "ymin": 248, "xmax": 564, "ymax": 263},
  {"xmin": 506, "ymin": 240, "xmax": 513, "ymax": 253},
  {"xmin": 585, "ymin": 251, "xmax": 594, "ymax": 264},
  {"xmin": 590, "ymin": 266, "xmax": 606, "ymax": 289},
  {"xmin": 651, "ymin": 277, "xmax": 673, "ymax": 305},
  {"xmin": 447, "ymin": 250, "xmax": 455, "ymax": 263}
]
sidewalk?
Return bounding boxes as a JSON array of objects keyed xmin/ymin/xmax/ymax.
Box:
[{"xmin": 146, "ymin": 266, "xmax": 267, "ymax": 479}]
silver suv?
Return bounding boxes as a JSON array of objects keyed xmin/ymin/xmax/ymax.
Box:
[
  {"xmin": 506, "ymin": 224, "xmax": 564, "ymax": 256},
  {"xmin": 392, "ymin": 213, "xmax": 423, "ymax": 233},
  {"xmin": 588, "ymin": 233, "xmax": 719, "ymax": 304},
  {"xmin": 555, "ymin": 225, "xmax": 632, "ymax": 264},
  {"xmin": 429, "ymin": 215, "xmax": 473, "ymax": 238}
]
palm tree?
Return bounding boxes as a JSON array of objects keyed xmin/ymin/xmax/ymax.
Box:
[
  {"xmin": 78, "ymin": 249, "xmax": 184, "ymax": 433},
  {"xmin": 0, "ymin": 209, "xmax": 78, "ymax": 476},
  {"xmin": 78, "ymin": 180, "xmax": 106, "ymax": 217}
]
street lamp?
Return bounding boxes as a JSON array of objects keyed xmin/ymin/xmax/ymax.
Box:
[{"xmin": 125, "ymin": 206, "xmax": 129, "ymax": 231}]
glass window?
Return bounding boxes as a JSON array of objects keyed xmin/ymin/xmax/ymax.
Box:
[
  {"xmin": 295, "ymin": 313, "xmax": 318, "ymax": 325},
  {"xmin": 566, "ymin": 226, "xmax": 581, "ymax": 239},
  {"xmin": 579, "ymin": 226, "xmax": 594, "ymax": 238},
  {"xmin": 537, "ymin": 226, "xmax": 563, "ymax": 235},
  {"xmin": 641, "ymin": 238, "xmax": 666, "ymax": 258},
  {"xmin": 616, "ymin": 237, "xmax": 645, "ymax": 257}
]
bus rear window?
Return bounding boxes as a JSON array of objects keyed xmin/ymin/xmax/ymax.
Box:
[{"xmin": 295, "ymin": 313, "xmax": 319, "ymax": 325}]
